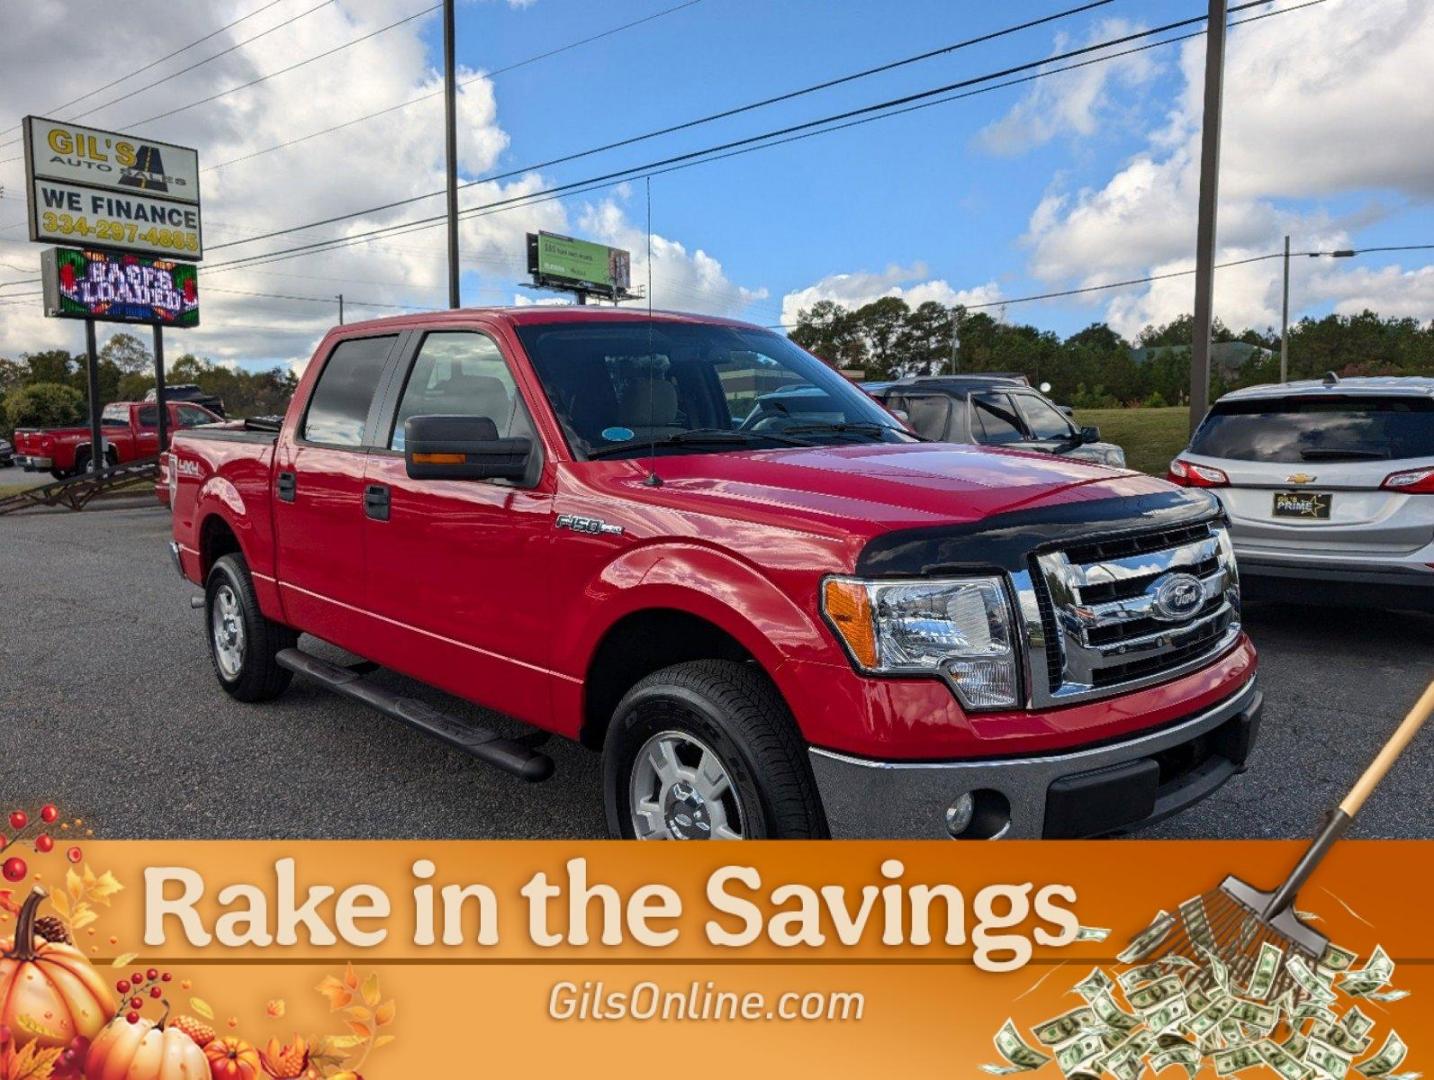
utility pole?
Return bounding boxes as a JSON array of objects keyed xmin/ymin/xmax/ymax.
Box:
[
  {"xmin": 84, "ymin": 319, "xmax": 102, "ymax": 476},
  {"xmin": 1280, "ymin": 235, "xmax": 1290, "ymax": 383},
  {"xmin": 1189, "ymin": 0, "xmax": 1227, "ymax": 434},
  {"xmin": 443, "ymin": 0, "xmax": 460, "ymax": 309},
  {"xmin": 337, "ymin": 293, "xmax": 345, "ymax": 325},
  {"xmin": 152, "ymin": 325, "xmax": 168, "ymax": 453}
]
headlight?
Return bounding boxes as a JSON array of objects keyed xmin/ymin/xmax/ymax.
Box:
[
  {"xmin": 821, "ymin": 576, "xmax": 1020, "ymax": 709},
  {"xmin": 1104, "ymin": 446, "xmax": 1126, "ymax": 468}
]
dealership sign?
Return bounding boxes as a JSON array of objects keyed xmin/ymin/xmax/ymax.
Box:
[
  {"xmin": 41, "ymin": 247, "xmax": 199, "ymax": 327},
  {"xmin": 23, "ymin": 116, "xmax": 202, "ymax": 261},
  {"xmin": 527, "ymin": 231, "xmax": 632, "ymax": 300}
]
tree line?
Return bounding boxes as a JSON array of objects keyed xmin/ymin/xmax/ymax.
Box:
[
  {"xmin": 0, "ymin": 333, "xmax": 297, "ymax": 438},
  {"xmin": 788, "ymin": 298, "xmax": 1434, "ymax": 407}
]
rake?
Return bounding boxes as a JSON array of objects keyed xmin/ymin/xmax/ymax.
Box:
[{"xmin": 1138, "ymin": 678, "xmax": 1434, "ymax": 1004}]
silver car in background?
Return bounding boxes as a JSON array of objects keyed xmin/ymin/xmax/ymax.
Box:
[{"xmin": 1169, "ymin": 376, "xmax": 1434, "ymax": 611}]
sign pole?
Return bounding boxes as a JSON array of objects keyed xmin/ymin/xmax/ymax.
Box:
[
  {"xmin": 443, "ymin": 0, "xmax": 460, "ymax": 309},
  {"xmin": 153, "ymin": 324, "xmax": 168, "ymax": 453},
  {"xmin": 1188, "ymin": 0, "xmax": 1227, "ymax": 434},
  {"xmin": 84, "ymin": 318, "xmax": 103, "ymax": 476}
]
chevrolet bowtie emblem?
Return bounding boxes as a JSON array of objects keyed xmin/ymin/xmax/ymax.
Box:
[{"xmin": 1285, "ymin": 473, "xmax": 1317, "ymax": 484}]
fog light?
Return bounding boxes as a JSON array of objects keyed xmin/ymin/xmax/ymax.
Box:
[{"xmin": 945, "ymin": 793, "xmax": 975, "ymax": 838}]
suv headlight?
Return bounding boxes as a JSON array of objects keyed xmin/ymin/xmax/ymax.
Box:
[{"xmin": 821, "ymin": 576, "xmax": 1020, "ymax": 709}]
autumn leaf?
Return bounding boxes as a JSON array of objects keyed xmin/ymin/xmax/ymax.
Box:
[
  {"xmin": 266, "ymin": 999, "xmax": 286, "ymax": 1019},
  {"xmin": 316, "ymin": 975, "xmax": 353, "ymax": 1011},
  {"xmin": 321, "ymin": 1035, "xmax": 365, "ymax": 1053},
  {"xmin": 2, "ymin": 1041, "xmax": 64, "ymax": 1080},
  {"xmin": 342, "ymin": 1006, "xmax": 371, "ymax": 1025},
  {"xmin": 190, "ymin": 997, "xmax": 215, "ymax": 1020},
  {"xmin": 0, "ymin": 891, "xmax": 20, "ymax": 917},
  {"xmin": 46, "ymin": 892, "xmax": 69, "ymax": 920},
  {"xmin": 110, "ymin": 952, "xmax": 138, "ymax": 968},
  {"xmin": 87, "ymin": 869, "xmax": 123, "ymax": 905},
  {"xmin": 342, "ymin": 963, "xmax": 359, "ymax": 990},
  {"xmin": 65, "ymin": 869, "xmax": 83, "ymax": 904},
  {"xmin": 360, "ymin": 972, "xmax": 381, "ymax": 1008},
  {"xmin": 70, "ymin": 908, "xmax": 98, "ymax": 931},
  {"xmin": 345, "ymin": 1020, "xmax": 371, "ymax": 1040},
  {"xmin": 374, "ymin": 1000, "xmax": 396, "ymax": 1027}
]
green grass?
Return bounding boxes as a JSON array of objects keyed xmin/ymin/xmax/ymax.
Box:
[{"xmin": 1074, "ymin": 406, "xmax": 1191, "ymax": 477}]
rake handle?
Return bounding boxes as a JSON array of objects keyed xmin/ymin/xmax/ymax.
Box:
[{"xmin": 1265, "ymin": 678, "xmax": 1434, "ymax": 919}]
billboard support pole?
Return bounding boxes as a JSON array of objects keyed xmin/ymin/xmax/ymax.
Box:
[
  {"xmin": 1189, "ymin": 0, "xmax": 1227, "ymax": 435},
  {"xmin": 84, "ymin": 318, "xmax": 103, "ymax": 476},
  {"xmin": 153, "ymin": 325, "xmax": 168, "ymax": 453},
  {"xmin": 443, "ymin": 0, "xmax": 460, "ymax": 310}
]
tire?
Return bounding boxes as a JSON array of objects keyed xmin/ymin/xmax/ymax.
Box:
[
  {"xmin": 603, "ymin": 660, "xmax": 827, "ymax": 840},
  {"xmin": 205, "ymin": 553, "xmax": 297, "ymax": 702},
  {"xmin": 71, "ymin": 450, "xmax": 90, "ymax": 477}
]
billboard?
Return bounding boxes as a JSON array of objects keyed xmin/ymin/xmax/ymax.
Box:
[
  {"xmin": 23, "ymin": 116, "xmax": 202, "ymax": 261},
  {"xmin": 41, "ymin": 247, "xmax": 199, "ymax": 327},
  {"xmin": 527, "ymin": 231, "xmax": 631, "ymax": 299}
]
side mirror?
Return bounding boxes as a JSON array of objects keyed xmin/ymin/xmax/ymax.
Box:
[
  {"xmin": 1058, "ymin": 405, "xmax": 1075, "ymax": 417},
  {"xmin": 404, "ymin": 415, "xmax": 531, "ymax": 481},
  {"xmin": 1080, "ymin": 425, "xmax": 1101, "ymax": 445}
]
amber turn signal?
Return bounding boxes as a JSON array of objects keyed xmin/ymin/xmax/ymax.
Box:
[
  {"xmin": 822, "ymin": 578, "xmax": 878, "ymax": 669},
  {"xmin": 411, "ymin": 452, "xmax": 467, "ymax": 465}
]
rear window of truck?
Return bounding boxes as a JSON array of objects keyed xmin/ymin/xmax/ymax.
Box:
[
  {"xmin": 302, "ymin": 335, "xmax": 397, "ymax": 447},
  {"xmin": 1190, "ymin": 395, "xmax": 1434, "ymax": 462}
]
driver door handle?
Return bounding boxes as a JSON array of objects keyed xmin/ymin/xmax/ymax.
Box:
[{"xmin": 364, "ymin": 483, "xmax": 390, "ymax": 522}]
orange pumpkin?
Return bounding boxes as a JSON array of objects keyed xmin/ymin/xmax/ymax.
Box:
[
  {"xmin": 85, "ymin": 1015, "xmax": 209, "ymax": 1080},
  {"xmin": 0, "ymin": 887, "xmax": 114, "ymax": 1050},
  {"xmin": 204, "ymin": 1036, "xmax": 262, "ymax": 1080}
]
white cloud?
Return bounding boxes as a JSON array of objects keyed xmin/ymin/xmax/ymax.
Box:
[
  {"xmin": 1306, "ymin": 263, "xmax": 1434, "ymax": 321},
  {"xmin": 977, "ymin": 18, "xmax": 1161, "ymax": 156},
  {"xmin": 778, "ymin": 263, "xmax": 1001, "ymax": 327},
  {"xmin": 0, "ymin": 0, "xmax": 762, "ymax": 371},
  {"xmin": 1019, "ymin": 0, "xmax": 1434, "ymax": 332}
]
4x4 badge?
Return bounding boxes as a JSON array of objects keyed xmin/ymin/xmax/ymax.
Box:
[
  {"xmin": 1285, "ymin": 472, "xmax": 1317, "ymax": 484},
  {"xmin": 556, "ymin": 513, "xmax": 624, "ymax": 537}
]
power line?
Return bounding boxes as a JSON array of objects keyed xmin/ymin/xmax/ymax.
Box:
[
  {"xmin": 203, "ymin": 0, "xmax": 1308, "ymax": 273},
  {"xmin": 208, "ymin": 0, "xmax": 1118, "ymax": 251},
  {"xmin": 0, "ymin": 0, "xmax": 337, "ymax": 149},
  {"xmin": 203, "ymin": 0, "xmax": 708, "ymax": 174}
]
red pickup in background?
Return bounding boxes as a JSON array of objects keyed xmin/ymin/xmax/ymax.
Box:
[{"xmin": 14, "ymin": 400, "xmax": 220, "ymax": 480}]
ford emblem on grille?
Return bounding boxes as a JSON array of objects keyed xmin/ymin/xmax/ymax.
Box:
[{"xmin": 1150, "ymin": 573, "xmax": 1204, "ymax": 622}]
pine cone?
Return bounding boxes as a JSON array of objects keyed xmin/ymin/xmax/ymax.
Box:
[{"xmin": 33, "ymin": 915, "xmax": 70, "ymax": 944}]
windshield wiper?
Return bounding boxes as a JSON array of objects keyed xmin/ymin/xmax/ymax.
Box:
[
  {"xmin": 778, "ymin": 421, "xmax": 909, "ymax": 441},
  {"xmin": 1298, "ymin": 448, "xmax": 1389, "ymax": 461},
  {"xmin": 584, "ymin": 428, "xmax": 814, "ymax": 460}
]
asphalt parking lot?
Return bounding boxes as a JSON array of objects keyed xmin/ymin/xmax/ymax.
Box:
[{"xmin": 0, "ymin": 503, "xmax": 1430, "ymax": 840}]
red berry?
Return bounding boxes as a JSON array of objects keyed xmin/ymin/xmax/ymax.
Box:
[
  {"xmin": 66, "ymin": 846, "xmax": 82, "ymax": 864},
  {"xmin": 150, "ymin": 987, "xmax": 162, "ymax": 999},
  {"xmin": 116, "ymin": 980, "xmax": 130, "ymax": 994},
  {"xmin": 40, "ymin": 805, "xmax": 58, "ymax": 824},
  {"xmin": 35, "ymin": 835, "xmax": 53, "ymax": 853},
  {"xmin": 2, "ymin": 857, "xmax": 26, "ymax": 882},
  {"xmin": 126, "ymin": 1012, "xmax": 139, "ymax": 1025},
  {"xmin": 146, "ymin": 968, "xmax": 159, "ymax": 981},
  {"xmin": 129, "ymin": 997, "xmax": 143, "ymax": 1010},
  {"xmin": 131, "ymin": 973, "xmax": 143, "ymax": 986},
  {"xmin": 161, "ymin": 972, "xmax": 172, "ymax": 982},
  {"xmin": 8, "ymin": 811, "xmax": 26, "ymax": 831}
]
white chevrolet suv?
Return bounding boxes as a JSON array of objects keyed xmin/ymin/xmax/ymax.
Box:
[{"xmin": 1169, "ymin": 375, "xmax": 1434, "ymax": 611}]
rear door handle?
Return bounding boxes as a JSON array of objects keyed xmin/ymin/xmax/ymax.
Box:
[
  {"xmin": 364, "ymin": 483, "xmax": 390, "ymax": 522},
  {"xmin": 277, "ymin": 471, "xmax": 296, "ymax": 502}
]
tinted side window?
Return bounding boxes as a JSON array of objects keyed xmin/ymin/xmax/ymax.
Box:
[
  {"xmin": 302, "ymin": 335, "xmax": 397, "ymax": 447},
  {"xmin": 973, "ymin": 393, "xmax": 1026, "ymax": 445},
  {"xmin": 1016, "ymin": 394, "xmax": 1075, "ymax": 440},
  {"xmin": 136, "ymin": 406, "xmax": 159, "ymax": 428},
  {"xmin": 389, "ymin": 332, "xmax": 533, "ymax": 451},
  {"xmin": 899, "ymin": 395, "xmax": 952, "ymax": 441},
  {"xmin": 103, "ymin": 405, "xmax": 129, "ymax": 428},
  {"xmin": 177, "ymin": 406, "xmax": 212, "ymax": 428}
]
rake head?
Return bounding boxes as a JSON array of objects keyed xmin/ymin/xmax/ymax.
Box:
[{"xmin": 1148, "ymin": 876, "xmax": 1328, "ymax": 1004}]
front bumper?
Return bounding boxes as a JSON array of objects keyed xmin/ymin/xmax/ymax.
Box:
[
  {"xmin": 14, "ymin": 455, "xmax": 53, "ymax": 471},
  {"xmin": 809, "ymin": 676, "xmax": 1261, "ymax": 839}
]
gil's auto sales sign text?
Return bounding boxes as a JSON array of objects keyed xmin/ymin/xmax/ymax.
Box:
[{"xmin": 23, "ymin": 116, "xmax": 201, "ymax": 261}]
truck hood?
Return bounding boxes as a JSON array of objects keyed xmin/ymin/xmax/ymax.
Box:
[{"xmin": 609, "ymin": 442, "xmax": 1176, "ymax": 537}]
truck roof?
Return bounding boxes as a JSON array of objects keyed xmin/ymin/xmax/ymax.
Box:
[{"xmin": 330, "ymin": 305, "xmax": 767, "ymax": 335}]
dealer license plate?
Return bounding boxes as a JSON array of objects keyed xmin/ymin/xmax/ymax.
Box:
[{"xmin": 1272, "ymin": 491, "xmax": 1332, "ymax": 519}]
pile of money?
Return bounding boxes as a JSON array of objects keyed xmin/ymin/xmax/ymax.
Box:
[{"xmin": 983, "ymin": 903, "xmax": 1416, "ymax": 1080}]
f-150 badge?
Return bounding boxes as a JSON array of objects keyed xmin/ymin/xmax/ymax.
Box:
[{"xmin": 556, "ymin": 514, "xmax": 624, "ymax": 536}]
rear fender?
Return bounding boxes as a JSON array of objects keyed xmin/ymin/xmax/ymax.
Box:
[{"xmin": 190, "ymin": 480, "xmax": 285, "ymax": 622}]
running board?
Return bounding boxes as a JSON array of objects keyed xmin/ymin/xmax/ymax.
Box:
[{"xmin": 276, "ymin": 649, "xmax": 554, "ymax": 782}]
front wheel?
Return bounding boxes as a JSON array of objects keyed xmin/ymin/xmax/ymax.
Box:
[
  {"xmin": 603, "ymin": 660, "xmax": 827, "ymax": 840},
  {"xmin": 205, "ymin": 553, "xmax": 297, "ymax": 702}
]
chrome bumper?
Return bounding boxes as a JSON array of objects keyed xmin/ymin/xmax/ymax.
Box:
[
  {"xmin": 15, "ymin": 455, "xmax": 52, "ymax": 470},
  {"xmin": 167, "ymin": 541, "xmax": 185, "ymax": 579},
  {"xmin": 810, "ymin": 677, "xmax": 1261, "ymax": 840}
]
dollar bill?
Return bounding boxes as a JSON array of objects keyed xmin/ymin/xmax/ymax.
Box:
[
  {"xmin": 1314, "ymin": 1021, "xmax": 1374, "ymax": 1057},
  {"xmin": 1120, "ymin": 962, "xmax": 1170, "ymax": 992},
  {"xmin": 1246, "ymin": 941, "xmax": 1285, "ymax": 1001},
  {"xmin": 1151, "ymin": 1044, "xmax": 1201, "ymax": 1078},
  {"xmin": 1259, "ymin": 1038, "xmax": 1313, "ymax": 1080},
  {"xmin": 1307, "ymin": 1037, "xmax": 1354, "ymax": 1080},
  {"xmin": 1073, "ymin": 967, "xmax": 1114, "ymax": 1002},
  {"xmin": 1129, "ymin": 975, "xmax": 1185, "ymax": 1014},
  {"xmin": 1214, "ymin": 1045, "xmax": 1264, "ymax": 1076},
  {"xmin": 1188, "ymin": 997, "xmax": 1236, "ymax": 1039},
  {"xmin": 1295, "ymin": 1001, "xmax": 1339, "ymax": 1028},
  {"xmin": 1033, "ymin": 1007, "xmax": 1099, "ymax": 1047},
  {"xmin": 1320, "ymin": 943, "xmax": 1359, "ymax": 973},
  {"xmin": 1146, "ymin": 996, "xmax": 1191, "ymax": 1034},
  {"xmin": 1075, "ymin": 925, "xmax": 1112, "ymax": 942},
  {"xmin": 1343, "ymin": 1007, "xmax": 1376, "ymax": 1039},
  {"xmin": 1200, "ymin": 945, "xmax": 1233, "ymax": 993},
  {"xmin": 1283, "ymin": 1031, "xmax": 1309, "ymax": 1060},
  {"xmin": 1289, "ymin": 955, "xmax": 1339, "ymax": 1005},
  {"xmin": 1186, "ymin": 986, "xmax": 1212, "ymax": 1015},
  {"xmin": 1090, "ymin": 991, "xmax": 1141, "ymax": 1034},
  {"xmin": 1341, "ymin": 947, "xmax": 1395, "ymax": 997},
  {"xmin": 1056, "ymin": 1033, "xmax": 1107, "ymax": 1076},
  {"xmin": 984, "ymin": 1019, "xmax": 1053, "ymax": 1075},
  {"xmin": 1363, "ymin": 989, "xmax": 1410, "ymax": 1003},
  {"xmin": 1355, "ymin": 1032, "xmax": 1407, "ymax": 1078},
  {"xmin": 1119, "ymin": 911, "xmax": 1176, "ymax": 964},
  {"xmin": 1228, "ymin": 999, "xmax": 1279, "ymax": 1034}
]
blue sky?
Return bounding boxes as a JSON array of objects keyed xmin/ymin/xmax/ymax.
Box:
[{"xmin": 2, "ymin": 0, "xmax": 1432, "ymax": 366}]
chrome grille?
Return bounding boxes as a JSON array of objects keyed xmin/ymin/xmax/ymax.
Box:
[{"xmin": 1012, "ymin": 520, "xmax": 1241, "ymax": 706}]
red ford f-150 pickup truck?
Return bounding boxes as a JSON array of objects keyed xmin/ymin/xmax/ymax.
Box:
[
  {"xmin": 168, "ymin": 309, "xmax": 1261, "ymax": 840},
  {"xmin": 15, "ymin": 400, "xmax": 220, "ymax": 479}
]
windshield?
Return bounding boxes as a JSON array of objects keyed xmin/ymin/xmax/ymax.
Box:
[
  {"xmin": 1190, "ymin": 395, "xmax": 1434, "ymax": 463},
  {"xmin": 514, "ymin": 320, "xmax": 911, "ymax": 459}
]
